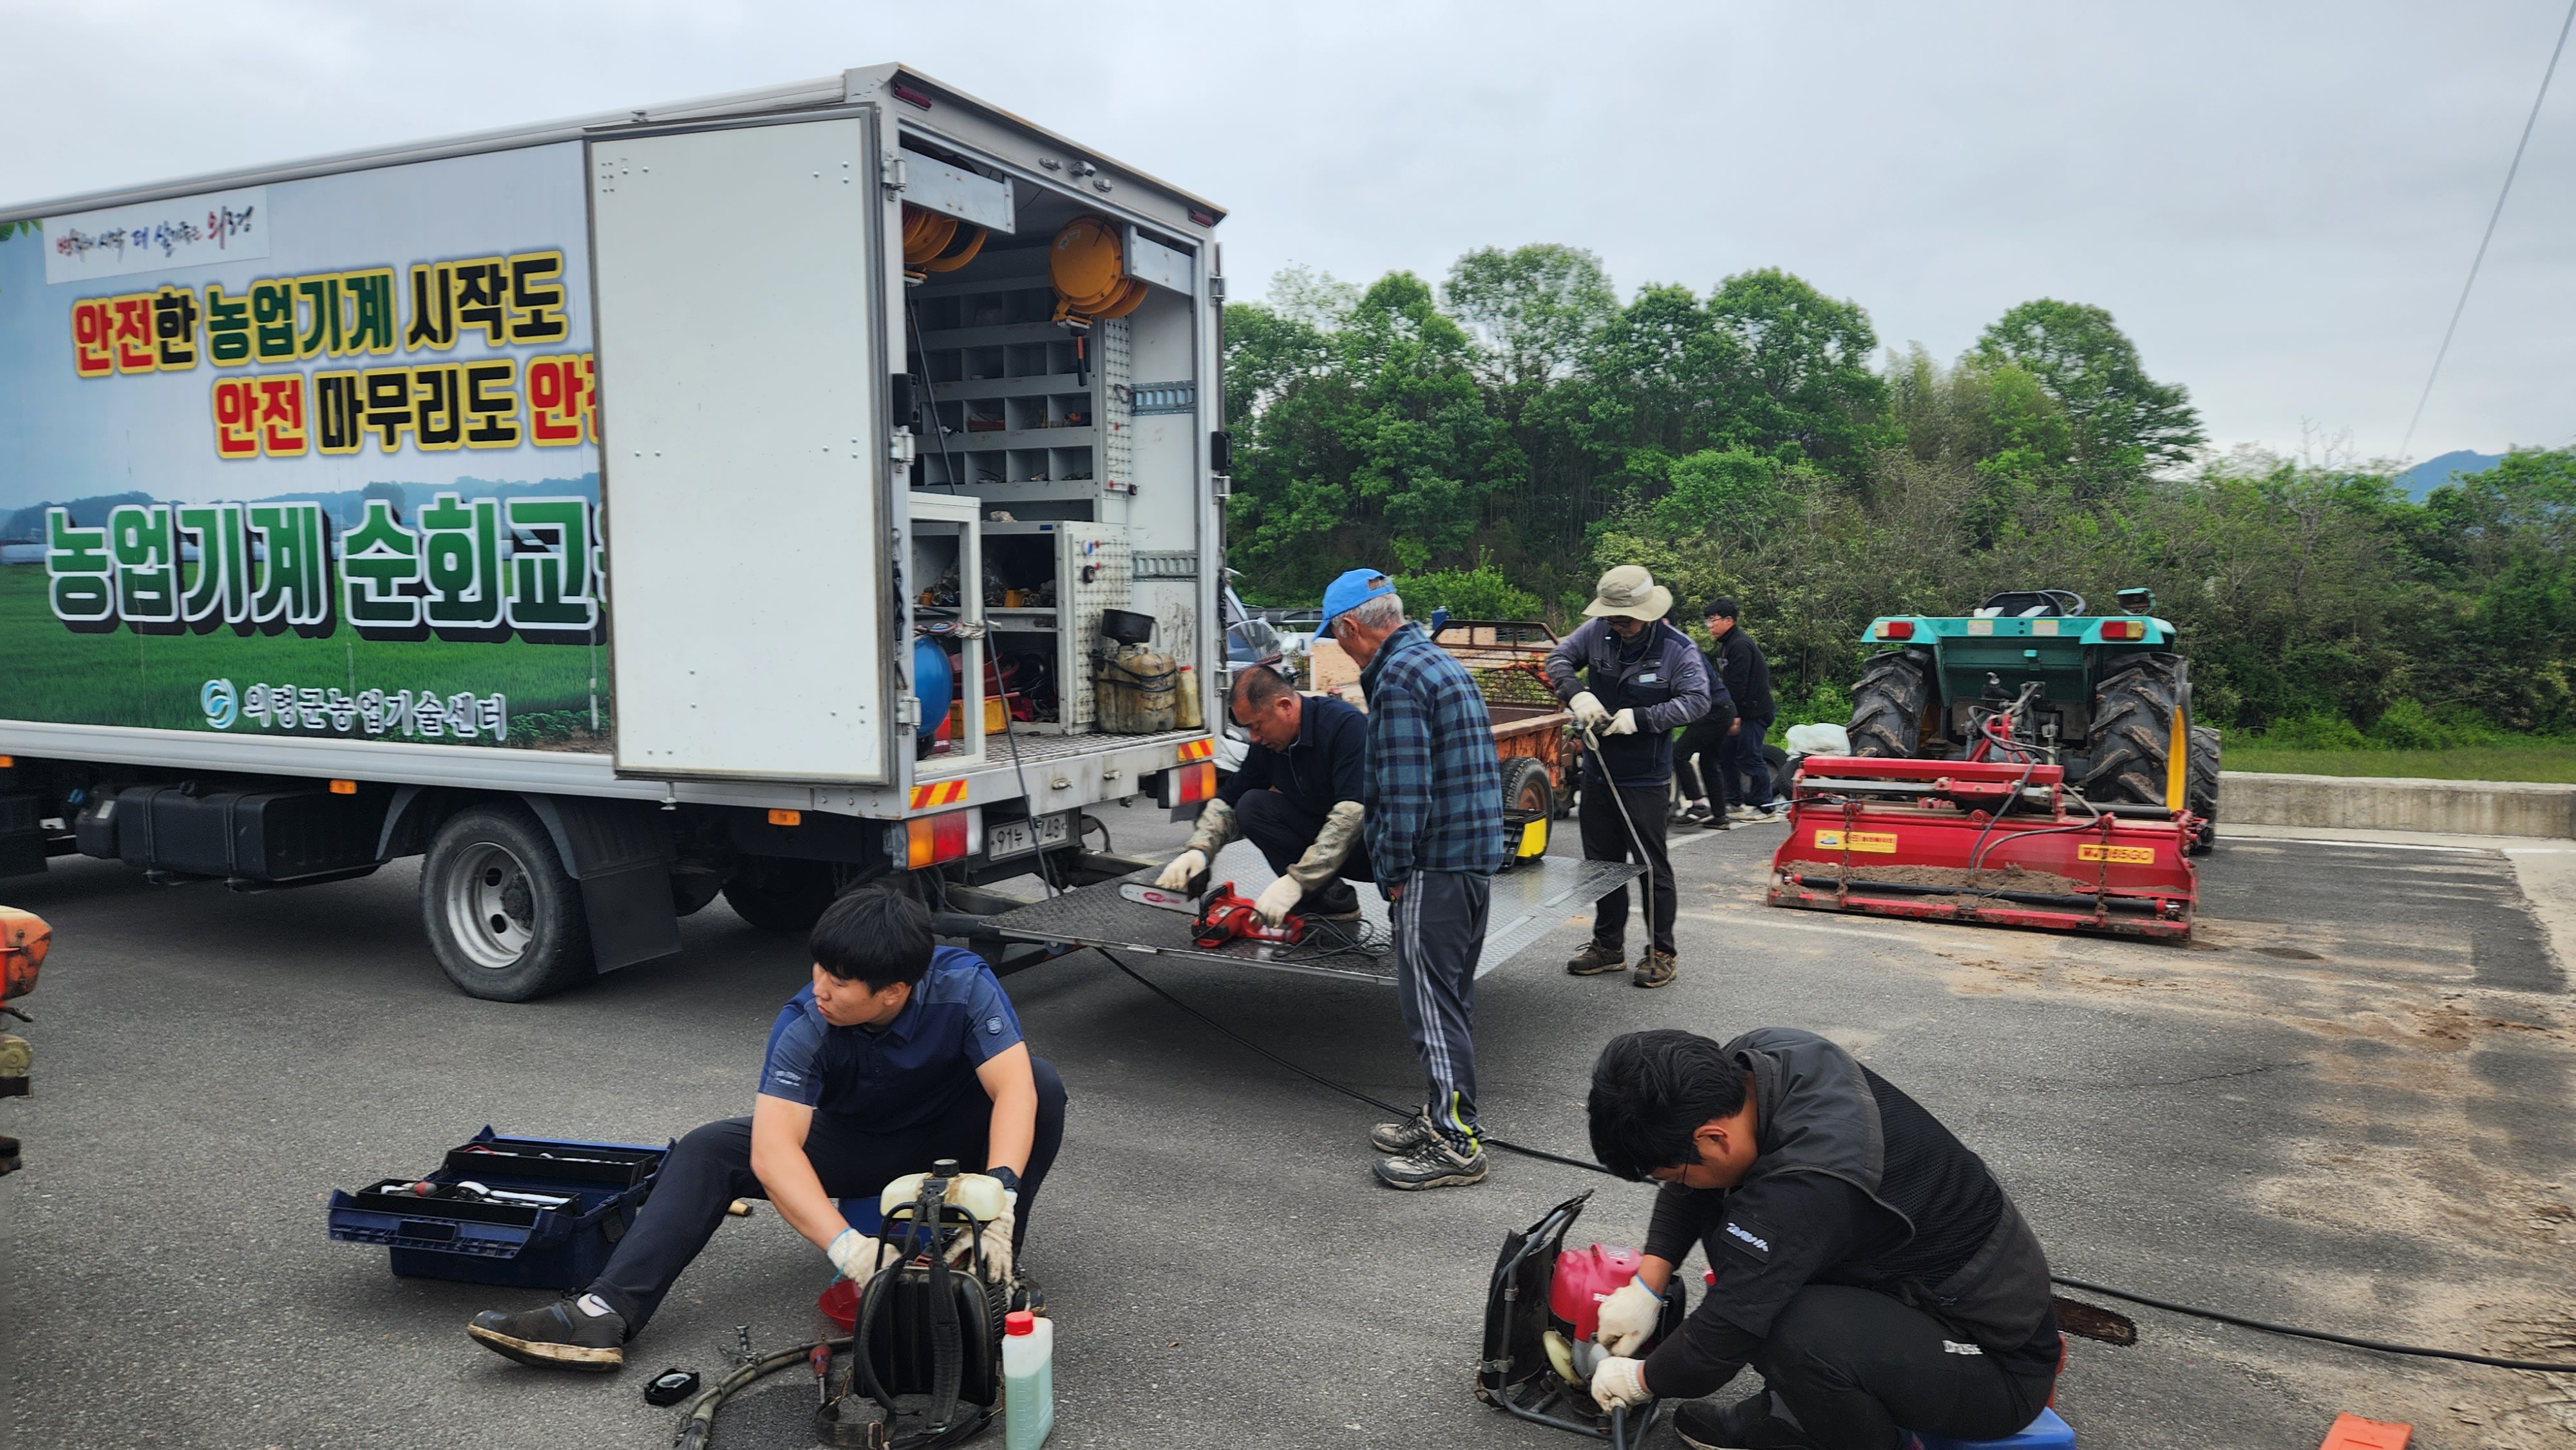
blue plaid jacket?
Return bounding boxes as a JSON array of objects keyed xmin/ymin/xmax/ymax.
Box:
[{"xmin": 1358, "ymin": 623, "xmax": 1506, "ymax": 878}]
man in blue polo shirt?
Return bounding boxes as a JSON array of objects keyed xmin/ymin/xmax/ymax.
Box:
[
  {"xmin": 1155, "ymin": 663, "xmax": 1372, "ymax": 924},
  {"xmin": 466, "ymin": 889, "xmax": 1067, "ymax": 1371}
]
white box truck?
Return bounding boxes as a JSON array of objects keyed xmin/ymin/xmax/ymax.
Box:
[{"xmin": 0, "ymin": 65, "xmax": 1231, "ymax": 999}]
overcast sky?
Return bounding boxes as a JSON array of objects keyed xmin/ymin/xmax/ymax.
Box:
[{"xmin": 7, "ymin": 0, "xmax": 2570, "ymax": 466}]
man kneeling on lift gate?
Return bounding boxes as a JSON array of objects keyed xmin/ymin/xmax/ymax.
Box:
[
  {"xmin": 1580, "ymin": 1028, "xmax": 2061, "ymax": 1450},
  {"xmin": 1155, "ymin": 662, "xmax": 1371, "ymax": 924},
  {"xmin": 467, "ymin": 889, "xmax": 1066, "ymax": 1370}
]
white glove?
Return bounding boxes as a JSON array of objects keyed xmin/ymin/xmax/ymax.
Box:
[
  {"xmin": 1593, "ymin": 1277, "xmax": 1663, "ymax": 1356},
  {"xmin": 1569, "ymin": 691, "xmax": 1611, "ymax": 728},
  {"xmin": 826, "ymin": 1227, "xmax": 880, "ymax": 1281},
  {"xmin": 1589, "ymin": 1355, "xmax": 1650, "ymax": 1410},
  {"xmin": 1605, "ymin": 708, "xmax": 1639, "ymax": 736},
  {"xmin": 943, "ymin": 1190, "xmax": 1016, "ymax": 1284},
  {"xmin": 1155, "ymin": 848, "xmax": 1209, "ymax": 891},
  {"xmin": 1253, "ymin": 875, "xmax": 1303, "ymax": 926}
]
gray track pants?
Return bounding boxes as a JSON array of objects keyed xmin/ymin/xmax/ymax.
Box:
[{"xmin": 1390, "ymin": 869, "xmax": 1492, "ymax": 1155}]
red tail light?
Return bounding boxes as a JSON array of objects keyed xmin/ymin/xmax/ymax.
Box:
[
  {"xmin": 1875, "ymin": 620, "xmax": 1915, "ymax": 641},
  {"xmin": 905, "ymin": 810, "xmax": 971, "ymax": 869},
  {"xmin": 1179, "ymin": 761, "xmax": 1216, "ymax": 804},
  {"xmin": 2101, "ymin": 620, "xmax": 2145, "ymax": 640}
]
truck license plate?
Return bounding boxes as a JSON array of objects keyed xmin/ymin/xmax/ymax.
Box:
[{"xmin": 985, "ymin": 812, "xmax": 1073, "ymax": 861}]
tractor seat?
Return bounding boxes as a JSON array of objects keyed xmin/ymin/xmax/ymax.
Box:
[{"xmin": 1973, "ymin": 590, "xmax": 2086, "ymax": 619}]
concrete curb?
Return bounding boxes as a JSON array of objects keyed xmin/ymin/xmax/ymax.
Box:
[{"xmin": 2219, "ymin": 769, "xmax": 2576, "ymax": 839}]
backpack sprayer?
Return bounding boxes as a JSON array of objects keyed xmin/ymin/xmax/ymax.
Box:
[
  {"xmin": 1478, "ymin": 1191, "xmax": 1685, "ymax": 1450},
  {"xmin": 671, "ymin": 1159, "xmax": 1022, "ymax": 1450}
]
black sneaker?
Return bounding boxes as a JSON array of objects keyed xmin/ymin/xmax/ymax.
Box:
[
  {"xmin": 1566, "ymin": 942, "xmax": 1626, "ymax": 976},
  {"xmin": 1673, "ymin": 1395, "xmax": 1818, "ymax": 1450},
  {"xmin": 1308, "ymin": 881, "xmax": 1363, "ymax": 919},
  {"xmin": 1368, "ymin": 1110, "xmax": 1440, "ymax": 1154},
  {"xmin": 1374, "ymin": 1136, "xmax": 1489, "ymax": 1190},
  {"xmin": 468, "ymin": 1297, "xmax": 627, "ymax": 1371},
  {"xmin": 1678, "ymin": 801, "xmax": 1714, "ymax": 825}
]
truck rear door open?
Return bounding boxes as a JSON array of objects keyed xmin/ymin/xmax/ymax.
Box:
[{"xmin": 589, "ymin": 114, "xmax": 893, "ymax": 784}]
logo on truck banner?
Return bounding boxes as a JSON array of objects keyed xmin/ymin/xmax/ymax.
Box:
[{"xmin": 1, "ymin": 142, "xmax": 609, "ymax": 749}]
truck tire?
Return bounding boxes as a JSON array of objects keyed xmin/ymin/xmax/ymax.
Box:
[
  {"xmin": 1848, "ymin": 650, "xmax": 1935, "ymax": 757},
  {"xmin": 2187, "ymin": 723, "xmax": 2222, "ymax": 854},
  {"xmin": 421, "ymin": 805, "xmax": 595, "ymax": 1003},
  {"xmin": 2080, "ymin": 654, "xmax": 2189, "ymax": 807},
  {"xmin": 723, "ymin": 856, "xmax": 837, "ymax": 933}
]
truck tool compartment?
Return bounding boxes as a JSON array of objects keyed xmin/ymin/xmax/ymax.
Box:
[
  {"xmin": 0, "ymin": 66, "xmax": 1226, "ymax": 999},
  {"xmin": 327, "ymin": 1128, "xmax": 667, "ymax": 1290}
]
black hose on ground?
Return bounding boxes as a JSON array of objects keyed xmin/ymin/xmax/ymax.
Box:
[
  {"xmin": 1096, "ymin": 948, "xmax": 2576, "ymax": 1377},
  {"xmin": 672, "ymin": 1335, "xmax": 851, "ymax": 1450}
]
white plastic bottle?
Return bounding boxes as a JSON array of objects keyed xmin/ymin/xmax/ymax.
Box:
[{"xmin": 1002, "ymin": 1309, "xmax": 1054, "ymax": 1450}]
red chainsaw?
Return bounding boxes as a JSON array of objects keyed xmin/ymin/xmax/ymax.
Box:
[{"xmin": 1189, "ymin": 882, "xmax": 1310, "ymax": 948}]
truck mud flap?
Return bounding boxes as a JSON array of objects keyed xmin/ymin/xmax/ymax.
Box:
[
  {"xmin": 521, "ymin": 796, "xmax": 679, "ymax": 973},
  {"xmin": 975, "ymin": 843, "xmax": 1640, "ymax": 984}
]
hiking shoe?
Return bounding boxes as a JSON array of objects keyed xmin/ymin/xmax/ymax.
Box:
[
  {"xmin": 1566, "ymin": 941, "xmax": 1627, "ymax": 976},
  {"xmin": 468, "ymin": 1297, "xmax": 627, "ymax": 1371},
  {"xmin": 1679, "ymin": 800, "xmax": 1712, "ymax": 824},
  {"xmin": 1373, "ymin": 1136, "xmax": 1489, "ymax": 1190},
  {"xmin": 1674, "ymin": 1395, "xmax": 1819, "ymax": 1450},
  {"xmin": 1308, "ymin": 881, "xmax": 1364, "ymax": 919},
  {"xmin": 1633, "ymin": 951, "xmax": 1678, "ymax": 988},
  {"xmin": 1369, "ymin": 1110, "xmax": 1441, "ymax": 1154}
]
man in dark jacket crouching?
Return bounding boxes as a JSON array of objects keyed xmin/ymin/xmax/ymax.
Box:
[{"xmin": 1578, "ymin": 1028, "xmax": 2060, "ymax": 1449}]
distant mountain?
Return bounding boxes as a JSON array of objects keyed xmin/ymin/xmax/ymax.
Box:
[{"xmin": 2394, "ymin": 450, "xmax": 2503, "ymax": 501}]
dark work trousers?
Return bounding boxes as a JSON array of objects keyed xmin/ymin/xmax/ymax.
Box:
[
  {"xmin": 1580, "ymin": 779, "xmax": 1676, "ymax": 956},
  {"xmin": 1233, "ymin": 788, "xmax": 1374, "ymax": 883},
  {"xmin": 1673, "ymin": 720, "xmax": 1730, "ymax": 804},
  {"xmin": 587, "ymin": 1058, "xmax": 1067, "ymax": 1337},
  {"xmin": 1747, "ymin": 1285, "xmax": 2055, "ymax": 1447},
  {"xmin": 1390, "ymin": 870, "xmax": 1490, "ymax": 1154},
  {"xmin": 1719, "ymin": 715, "xmax": 1776, "ymax": 808}
]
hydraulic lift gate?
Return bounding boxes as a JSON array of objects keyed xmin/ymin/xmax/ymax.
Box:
[
  {"xmin": 589, "ymin": 114, "xmax": 893, "ymax": 784},
  {"xmin": 982, "ymin": 844, "xmax": 1642, "ymax": 984}
]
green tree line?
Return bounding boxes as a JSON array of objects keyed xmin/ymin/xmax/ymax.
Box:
[{"xmin": 1223, "ymin": 246, "xmax": 2576, "ymax": 738}]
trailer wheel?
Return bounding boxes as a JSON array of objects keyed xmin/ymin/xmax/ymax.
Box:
[
  {"xmin": 723, "ymin": 856, "xmax": 837, "ymax": 933},
  {"xmin": 1500, "ymin": 757, "xmax": 1553, "ymax": 859},
  {"xmin": 421, "ymin": 805, "xmax": 594, "ymax": 1002},
  {"xmin": 1848, "ymin": 649, "xmax": 1935, "ymax": 757},
  {"xmin": 2080, "ymin": 654, "xmax": 2189, "ymax": 808}
]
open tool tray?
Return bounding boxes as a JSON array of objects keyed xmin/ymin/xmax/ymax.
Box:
[{"xmin": 326, "ymin": 1127, "xmax": 669, "ymax": 1290}]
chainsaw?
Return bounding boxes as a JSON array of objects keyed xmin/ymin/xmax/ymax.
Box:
[{"xmin": 1118, "ymin": 878, "xmax": 1310, "ymax": 948}]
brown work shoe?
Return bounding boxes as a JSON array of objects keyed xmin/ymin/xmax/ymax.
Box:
[
  {"xmin": 1632, "ymin": 952, "xmax": 1678, "ymax": 988},
  {"xmin": 1566, "ymin": 941, "xmax": 1627, "ymax": 976}
]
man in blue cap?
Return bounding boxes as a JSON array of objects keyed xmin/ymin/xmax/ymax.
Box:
[{"xmin": 1318, "ymin": 567, "xmax": 1507, "ymax": 1190}]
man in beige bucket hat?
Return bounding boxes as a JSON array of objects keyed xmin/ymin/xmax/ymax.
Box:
[{"xmin": 1543, "ymin": 567, "xmax": 1721, "ymax": 988}]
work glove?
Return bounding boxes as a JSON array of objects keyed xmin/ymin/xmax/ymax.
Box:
[
  {"xmin": 1605, "ymin": 708, "xmax": 1639, "ymax": 736},
  {"xmin": 826, "ymin": 1227, "xmax": 881, "ymax": 1282},
  {"xmin": 1593, "ymin": 1277, "xmax": 1663, "ymax": 1356},
  {"xmin": 1253, "ymin": 876, "xmax": 1303, "ymax": 927},
  {"xmin": 1155, "ymin": 848, "xmax": 1209, "ymax": 892},
  {"xmin": 943, "ymin": 1189, "xmax": 1016, "ymax": 1285},
  {"xmin": 1568, "ymin": 691, "xmax": 1611, "ymax": 729},
  {"xmin": 1589, "ymin": 1355, "xmax": 1650, "ymax": 1411}
]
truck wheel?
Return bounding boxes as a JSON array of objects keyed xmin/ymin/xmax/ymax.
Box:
[
  {"xmin": 2187, "ymin": 723, "xmax": 2222, "ymax": 854},
  {"xmin": 421, "ymin": 805, "xmax": 594, "ymax": 1003},
  {"xmin": 723, "ymin": 857, "xmax": 837, "ymax": 933},
  {"xmin": 1848, "ymin": 649, "xmax": 1935, "ymax": 757},
  {"xmin": 1500, "ymin": 756, "xmax": 1553, "ymax": 858},
  {"xmin": 2079, "ymin": 654, "xmax": 2188, "ymax": 807}
]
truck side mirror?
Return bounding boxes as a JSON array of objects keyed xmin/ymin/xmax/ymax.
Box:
[{"xmin": 2115, "ymin": 588, "xmax": 2154, "ymax": 613}]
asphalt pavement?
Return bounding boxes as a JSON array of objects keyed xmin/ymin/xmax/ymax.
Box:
[{"xmin": 3, "ymin": 800, "xmax": 2571, "ymax": 1449}]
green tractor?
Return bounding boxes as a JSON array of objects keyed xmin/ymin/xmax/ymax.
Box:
[{"xmin": 1844, "ymin": 588, "xmax": 2221, "ymax": 852}]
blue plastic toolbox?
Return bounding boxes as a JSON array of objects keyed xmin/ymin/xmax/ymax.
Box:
[{"xmin": 327, "ymin": 1127, "xmax": 669, "ymax": 1290}]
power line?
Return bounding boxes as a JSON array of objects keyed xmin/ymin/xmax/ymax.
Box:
[{"xmin": 2398, "ymin": 0, "xmax": 2576, "ymax": 463}]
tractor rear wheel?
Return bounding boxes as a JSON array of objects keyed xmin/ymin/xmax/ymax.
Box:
[
  {"xmin": 1848, "ymin": 649, "xmax": 1935, "ymax": 757},
  {"xmin": 2081, "ymin": 654, "xmax": 2190, "ymax": 807}
]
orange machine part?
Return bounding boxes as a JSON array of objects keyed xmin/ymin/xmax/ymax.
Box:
[{"xmin": 1, "ymin": 905, "xmax": 52, "ymax": 1000}]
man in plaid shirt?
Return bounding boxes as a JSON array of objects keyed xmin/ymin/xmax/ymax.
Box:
[{"xmin": 1318, "ymin": 567, "xmax": 1506, "ymax": 1190}]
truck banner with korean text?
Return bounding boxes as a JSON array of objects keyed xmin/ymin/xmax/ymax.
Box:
[{"xmin": 0, "ymin": 142, "xmax": 605, "ymax": 751}]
